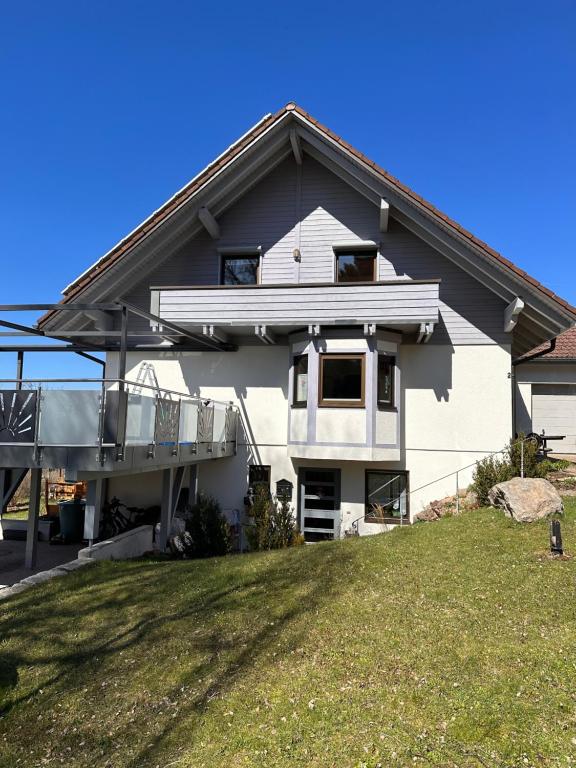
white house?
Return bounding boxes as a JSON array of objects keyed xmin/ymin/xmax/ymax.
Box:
[{"xmin": 3, "ymin": 103, "xmax": 575, "ymax": 549}]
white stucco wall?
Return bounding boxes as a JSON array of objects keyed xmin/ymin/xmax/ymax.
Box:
[
  {"xmin": 106, "ymin": 341, "xmax": 512, "ymax": 533},
  {"xmin": 316, "ymin": 408, "xmax": 366, "ymax": 443},
  {"xmin": 400, "ymin": 343, "xmax": 512, "ymax": 513}
]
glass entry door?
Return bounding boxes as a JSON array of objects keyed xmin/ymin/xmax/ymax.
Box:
[{"xmin": 299, "ymin": 468, "xmax": 341, "ymax": 542}]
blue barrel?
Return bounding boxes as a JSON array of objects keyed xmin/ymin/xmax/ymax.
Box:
[{"xmin": 58, "ymin": 500, "xmax": 86, "ymax": 542}]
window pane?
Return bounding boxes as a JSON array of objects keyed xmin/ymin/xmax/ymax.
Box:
[
  {"xmin": 378, "ymin": 355, "xmax": 394, "ymax": 406},
  {"xmin": 337, "ymin": 252, "xmax": 376, "ymax": 283},
  {"xmin": 304, "ymin": 517, "xmax": 334, "ymax": 529},
  {"xmin": 293, "ymin": 355, "xmax": 308, "ymax": 405},
  {"xmin": 222, "ymin": 256, "xmax": 259, "ymax": 285},
  {"xmin": 366, "ymin": 472, "xmax": 407, "ymax": 521},
  {"xmin": 303, "ymin": 498, "xmax": 337, "ymax": 511},
  {"xmin": 303, "ymin": 470, "xmax": 336, "ymax": 483},
  {"xmin": 321, "ymin": 356, "xmax": 363, "ymax": 402},
  {"xmin": 249, "ymin": 465, "xmax": 270, "ymax": 486}
]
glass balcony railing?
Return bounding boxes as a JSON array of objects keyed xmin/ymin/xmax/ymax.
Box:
[{"xmin": 0, "ymin": 378, "xmax": 238, "ymax": 454}]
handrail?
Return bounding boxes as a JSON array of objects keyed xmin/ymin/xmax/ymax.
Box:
[
  {"xmin": 0, "ymin": 378, "xmax": 238, "ymax": 411},
  {"xmin": 351, "ymin": 435, "xmax": 535, "ymax": 532}
]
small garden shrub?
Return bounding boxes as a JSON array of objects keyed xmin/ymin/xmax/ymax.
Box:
[
  {"xmin": 177, "ymin": 493, "xmax": 231, "ymax": 558},
  {"xmin": 538, "ymin": 458, "xmax": 571, "ymax": 474},
  {"xmin": 472, "ymin": 454, "xmax": 513, "ymax": 506},
  {"xmin": 472, "ymin": 434, "xmax": 570, "ymax": 505},
  {"xmin": 246, "ymin": 486, "xmax": 304, "ymax": 551}
]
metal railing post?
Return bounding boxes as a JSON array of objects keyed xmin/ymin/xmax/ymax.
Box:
[
  {"xmin": 520, "ymin": 439, "xmax": 525, "ymax": 478},
  {"xmin": 96, "ymin": 381, "xmax": 106, "ymax": 465},
  {"xmin": 32, "ymin": 385, "xmax": 42, "ymax": 465},
  {"xmin": 172, "ymin": 398, "xmax": 181, "ymax": 457},
  {"xmin": 456, "ymin": 471, "xmax": 460, "ymax": 515}
]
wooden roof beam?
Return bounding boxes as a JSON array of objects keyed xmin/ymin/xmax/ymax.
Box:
[
  {"xmin": 504, "ymin": 297, "xmax": 525, "ymax": 333},
  {"xmin": 379, "ymin": 199, "xmax": 389, "ymax": 232},
  {"xmin": 198, "ymin": 206, "xmax": 220, "ymax": 240},
  {"xmin": 290, "ymin": 128, "xmax": 303, "ymax": 165}
]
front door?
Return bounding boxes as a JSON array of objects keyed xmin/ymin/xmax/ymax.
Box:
[{"xmin": 298, "ymin": 468, "xmax": 341, "ymax": 542}]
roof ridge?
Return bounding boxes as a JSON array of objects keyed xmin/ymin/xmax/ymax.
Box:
[{"xmin": 39, "ymin": 102, "xmax": 576, "ymax": 327}]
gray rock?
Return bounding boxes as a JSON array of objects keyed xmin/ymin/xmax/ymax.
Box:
[
  {"xmin": 488, "ymin": 477, "xmax": 563, "ymax": 522},
  {"xmin": 57, "ymin": 558, "xmax": 94, "ymax": 572},
  {"xmin": 462, "ymin": 489, "xmax": 479, "ymax": 510}
]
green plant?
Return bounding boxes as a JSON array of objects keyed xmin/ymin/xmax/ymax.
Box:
[
  {"xmin": 183, "ymin": 492, "xmax": 231, "ymax": 558},
  {"xmin": 246, "ymin": 486, "xmax": 303, "ymax": 551},
  {"xmin": 508, "ymin": 433, "xmax": 541, "ymax": 477},
  {"xmin": 472, "ymin": 454, "xmax": 513, "ymax": 506},
  {"xmin": 270, "ymin": 494, "xmax": 304, "ymax": 548},
  {"xmin": 472, "ymin": 435, "xmax": 572, "ymax": 506},
  {"xmin": 538, "ymin": 458, "xmax": 571, "ymax": 474},
  {"xmin": 245, "ymin": 485, "xmax": 273, "ymax": 551}
]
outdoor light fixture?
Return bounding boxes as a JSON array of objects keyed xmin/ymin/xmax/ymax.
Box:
[{"xmin": 550, "ymin": 519, "xmax": 563, "ymax": 556}]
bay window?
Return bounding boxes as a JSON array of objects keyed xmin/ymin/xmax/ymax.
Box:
[{"xmin": 319, "ymin": 353, "xmax": 365, "ymax": 407}]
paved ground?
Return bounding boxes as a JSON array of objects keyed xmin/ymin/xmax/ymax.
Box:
[
  {"xmin": 0, "ymin": 540, "xmax": 82, "ymax": 587},
  {"xmin": 550, "ymin": 454, "xmax": 576, "ymax": 465}
]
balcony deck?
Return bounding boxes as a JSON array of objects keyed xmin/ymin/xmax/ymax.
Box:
[
  {"xmin": 0, "ymin": 380, "xmax": 238, "ymax": 479},
  {"xmin": 151, "ymin": 279, "xmax": 440, "ymax": 337}
]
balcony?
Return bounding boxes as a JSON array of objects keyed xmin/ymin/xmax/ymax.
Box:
[
  {"xmin": 151, "ymin": 279, "xmax": 440, "ymax": 339},
  {"xmin": 0, "ymin": 379, "xmax": 239, "ymax": 478}
]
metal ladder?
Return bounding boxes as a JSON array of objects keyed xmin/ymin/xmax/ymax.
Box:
[{"xmin": 131, "ymin": 362, "xmax": 160, "ymax": 396}]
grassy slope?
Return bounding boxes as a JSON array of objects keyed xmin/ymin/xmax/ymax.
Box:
[{"xmin": 1, "ymin": 503, "xmax": 576, "ymax": 768}]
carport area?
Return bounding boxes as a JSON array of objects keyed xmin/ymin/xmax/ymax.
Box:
[
  {"xmin": 0, "ymin": 539, "xmax": 82, "ymax": 587},
  {"xmin": 531, "ymin": 384, "xmax": 576, "ymax": 453}
]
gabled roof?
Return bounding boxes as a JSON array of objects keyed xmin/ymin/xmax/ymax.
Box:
[
  {"xmin": 39, "ymin": 102, "xmax": 576, "ymax": 337},
  {"xmin": 521, "ymin": 327, "xmax": 576, "ymax": 361}
]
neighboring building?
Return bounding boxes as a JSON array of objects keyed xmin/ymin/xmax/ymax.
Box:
[
  {"xmin": 3, "ymin": 103, "xmax": 576, "ymax": 547},
  {"xmin": 515, "ymin": 327, "xmax": 576, "ymax": 454}
]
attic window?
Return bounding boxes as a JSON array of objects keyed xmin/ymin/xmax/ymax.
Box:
[
  {"xmin": 220, "ymin": 255, "xmax": 259, "ymax": 285},
  {"xmin": 335, "ymin": 250, "xmax": 377, "ymax": 283}
]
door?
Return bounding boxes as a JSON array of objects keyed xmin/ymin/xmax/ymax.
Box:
[
  {"xmin": 298, "ymin": 468, "xmax": 341, "ymax": 542},
  {"xmin": 532, "ymin": 384, "xmax": 576, "ymax": 453}
]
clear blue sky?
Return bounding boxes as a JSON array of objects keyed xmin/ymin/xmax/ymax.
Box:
[{"xmin": 1, "ymin": 0, "xmax": 575, "ymax": 380}]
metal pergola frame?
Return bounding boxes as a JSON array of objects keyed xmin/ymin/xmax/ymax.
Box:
[{"xmin": 0, "ymin": 300, "xmax": 237, "ymax": 382}]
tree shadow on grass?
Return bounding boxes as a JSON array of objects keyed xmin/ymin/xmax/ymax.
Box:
[{"xmin": 0, "ymin": 542, "xmax": 357, "ymax": 766}]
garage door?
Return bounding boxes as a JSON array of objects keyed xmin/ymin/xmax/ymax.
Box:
[{"xmin": 532, "ymin": 384, "xmax": 576, "ymax": 453}]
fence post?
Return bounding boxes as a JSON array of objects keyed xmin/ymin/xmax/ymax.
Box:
[
  {"xmin": 456, "ymin": 471, "xmax": 460, "ymax": 515},
  {"xmin": 520, "ymin": 439, "xmax": 525, "ymax": 479}
]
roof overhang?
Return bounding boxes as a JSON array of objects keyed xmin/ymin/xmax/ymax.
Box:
[{"xmin": 38, "ymin": 104, "xmax": 576, "ymax": 356}]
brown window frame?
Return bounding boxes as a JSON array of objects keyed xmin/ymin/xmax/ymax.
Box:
[
  {"xmin": 292, "ymin": 354, "xmax": 308, "ymax": 408},
  {"xmin": 318, "ymin": 353, "xmax": 366, "ymax": 408},
  {"xmin": 364, "ymin": 470, "xmax": 409, "ymax": 524},
  {"xmin": 219, "ymin": 253, "xmax": 260, "ymax": 286},
  {"xmin": 377, "ymin": 354, "xmax": 396, "ymax": 410},
  {"xmin": 335, "ymin": 250, "xmax": 377, "ymax": 283}
]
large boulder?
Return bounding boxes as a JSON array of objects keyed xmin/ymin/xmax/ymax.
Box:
[{"xmin": 488, "ymin": 477, "xmax": 563, "ymax": 522}]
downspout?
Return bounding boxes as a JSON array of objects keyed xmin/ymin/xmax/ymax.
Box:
[{"xmin": 511, "ymin": 337, "xmax": 557, "ymax": 437}]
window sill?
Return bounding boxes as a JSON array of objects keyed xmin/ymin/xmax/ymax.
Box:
[{"xmin": 318, "ymin": 402, "xmax": 365, "ymax": 409}]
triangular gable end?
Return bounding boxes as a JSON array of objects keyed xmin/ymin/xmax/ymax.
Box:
[{"xmin": 39, "ymin": 103, "xmax": 576, "ymax": 355}]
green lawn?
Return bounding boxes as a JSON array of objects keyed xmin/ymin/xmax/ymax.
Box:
[{"xmin": 1, "ymin": 502, "xmax": 576, "ymax": 768}]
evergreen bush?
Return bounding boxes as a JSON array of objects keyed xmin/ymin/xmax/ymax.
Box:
[
  {"xmin": 182, "ymin": 493, "xmax": 231, "ymax": 558},
  {"xmin": 246, "ymin": 486, "xmax": 304, "ymax": 551}
]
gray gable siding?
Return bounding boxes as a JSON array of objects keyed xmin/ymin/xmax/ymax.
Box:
[{"xmin": 123, "ymin": 155, "xmax": 506, "ymax": 345}]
